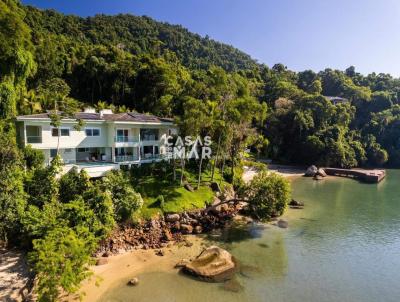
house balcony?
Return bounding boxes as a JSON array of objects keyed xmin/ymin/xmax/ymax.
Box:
[
  {"xmin": 114, "ymin": 136, "xmax": 139, "ymax": 147},
  {"xmin": 115, "ymin": 155, "xmax": 139, "ymax": 163}
]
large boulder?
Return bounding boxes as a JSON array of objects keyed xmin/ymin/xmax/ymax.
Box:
[
  {"xmin": 316, "ymin": 168, "xmax": 327, "ymax": 177},
  {"xmin": 305, "ymin": 165, "xmax": 318, "ymax": 177},
  {"xmin": 182, "ymin": 246, "xmax": 237, "ymax": 282}
]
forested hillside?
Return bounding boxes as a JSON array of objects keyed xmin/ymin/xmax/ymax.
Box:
[
  {"xmin": 3, "ymin": 1, "xmax": 400, "ymax": 300},
  {"xmin": 2, "ymin": 0, "xmax": 400, "ymax": 169}
]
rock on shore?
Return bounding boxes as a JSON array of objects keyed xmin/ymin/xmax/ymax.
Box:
[
  {"xmin": 182, "ymin": 246, "xmax": 237, "ymax": 282},
  {"xmin": 305, "ymin": 165, "xmax": 318, "ymax": 177}
]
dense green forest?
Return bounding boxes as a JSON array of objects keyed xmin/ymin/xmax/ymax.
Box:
[
  {"xmin": 1, "ymin": 0, "xmax": 400, "ymax": 300},
  {"xmin": 2, "ymin": 1, "xmax": 399, "ymax": 168}
]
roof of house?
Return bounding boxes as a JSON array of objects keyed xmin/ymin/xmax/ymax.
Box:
[{"xmin": 16, "ymin": 111, "xmax": 174, "ymax": 124}]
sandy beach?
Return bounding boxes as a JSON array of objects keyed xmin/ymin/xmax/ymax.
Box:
[
  {"xmin": 64, "ymin": 236, "xmax": 208, "ymax": 302},
  {"xmin": 243, "ymin": 164, "xmax": 305, "ymax": 183}
]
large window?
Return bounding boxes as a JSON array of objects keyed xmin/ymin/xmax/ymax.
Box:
[
  {"xmin": 51, "ymin": 128, "xmax": 58, "ymax": 137},
  {"xmin": 26, "ymin": 125, "xmax": 41, "ymax": 143},
  {"xmin": 61, "ymin": 128, "xmax": 70, "ymax": 136},
  {"xmin": 52, "ymin": 128, "xmax": 70, "ymax": 136},
  {"xmin": 50, "ymin": 149, "xmax": 57, "ymax": 158},
  {"xmin": 85, "ymin": 128, "xmax": 100, "ymax": 136},
  {"xmin": 140, "ymin": 129, "xmax": 159, "ymax": 141},
  {"xmin": 77, "ymin": 148, "xmax": 90, "ymax": 153}
]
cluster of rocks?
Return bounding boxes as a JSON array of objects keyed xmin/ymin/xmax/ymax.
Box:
[
  {"xmin": 304, "ymin": 165, "xmax": 327, "ymax": 180},
  {"xmin": 97, "ymin": 191, "xmax": 246, "ymax": 256},
  {"xmin": 96, "ymin": 220, "xmax": 183, "ymax": 255}
]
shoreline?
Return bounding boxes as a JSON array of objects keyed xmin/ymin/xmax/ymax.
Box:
[
  {"xmin": 243, "ymin": 164, "xmax": 305, "ymax": 183},
  {"xmin": 64, "ymin": 236, "xmax": 208, "ymax": 301},
  {"xmin": 6, "ymin": 164, "xmax": 306, "ymax": 302},
  {"xmin": 72, "ymin": 164, "xmax": 306, "ymax": 301},
  {"xmin": 267, "ymin": 164, "xmax": 306, "ymax": 178}
]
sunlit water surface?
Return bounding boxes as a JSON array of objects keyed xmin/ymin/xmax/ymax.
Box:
[{"xmin": 100, "ymin": 170, "xmax": 400, "ymax": 302}]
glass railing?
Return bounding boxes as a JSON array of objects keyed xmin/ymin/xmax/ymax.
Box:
[
  {"xmin": 114, "ymin": 136, "xmax": 139, "ymax": 143},
  {"xmin": 141, "ymin": 136, "xmax": 158, "ymax": 141},
  {"xmin": 115, "ymin": 155, "xmax": 139, "ymax": 162},
  {"xmin": 141, "ymin": 154, "xmax": 166, "ymax": 160},
  {"xmin": 27, "ymin": 136, "xmax": 42, "ymax": 143}
]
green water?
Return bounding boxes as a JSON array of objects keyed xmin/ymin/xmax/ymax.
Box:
[{"xmin": 100, "ymin": 170, "xmax": 400, "ymax": 302}]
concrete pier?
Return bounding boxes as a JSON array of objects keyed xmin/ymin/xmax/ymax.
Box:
[{"xmin": 323, "ymin": 168, "xmax": 386, "ymax": 183}]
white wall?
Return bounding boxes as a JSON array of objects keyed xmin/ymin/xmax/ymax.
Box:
[{"xmin": 23, "ymin": 121, "xmax": 110, "ymax": 149}]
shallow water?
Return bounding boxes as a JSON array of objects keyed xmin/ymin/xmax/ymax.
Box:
[{"xmin": 100, "ymin": 170, "xmax": 400, "ymax": 302}]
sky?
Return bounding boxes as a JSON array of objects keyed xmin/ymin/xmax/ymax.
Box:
[{"xmin": 22, "ymin": 0, "xmax": 400, "ymax": 77}]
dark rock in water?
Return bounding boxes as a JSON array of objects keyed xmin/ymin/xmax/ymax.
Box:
[
  {"xmin": 182, "ymin": 246, "xmax": 237, "ymax": 282},
  {"xmin": 165, "ymin": 213, "xmax": 180, "ymax": 222},
  {"xmin": 222, "ymin": 278, "xmax": 244, "ymax": 292},
  {"xmin": 210, "ymin": 182, "xmax": 221, "ymax": 192},
  {"xmin": 96, "ymin": 258, "xmax": 108, "ymax": 266},
  {"xmin": 316, "ymin": 168, "xmax": 327, "ymax": 177},
  {"xmin": 289, "ymin": 199, "xmax": 304, "ymax": 208},
  {"xmin": 258, "ymin": 243, "xmax": 269, "ymax": 248},
  {"xmin": 175, "ymin": 259, "xmax": 190, "ymax": 268},
  {"xmin": 277, "ymin": 219, "xmax": 288, "ymax": 228},
  {"xmin": 305, "ymin": 165, "xmax": 318, "ymax": 177},
  {"xmin": 313, "ymin": 174, "xmax": 324, "ymax": 181},
  {"xmin": 184, "ymin": 183, "xmax": 195, "ymax": 192},
  {"xmin": 127, "ymin": 277, "xmax": 139, "ymax": 286}
]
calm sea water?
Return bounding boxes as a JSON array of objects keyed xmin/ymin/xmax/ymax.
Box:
[{"xmin": 100, "ymin": 170, "xmax": 400, "ymax": 302}]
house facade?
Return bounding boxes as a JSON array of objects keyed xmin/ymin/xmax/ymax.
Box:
[{"xmin": 16, "ymin": 109, "xmax": 176, "ymax": 177}]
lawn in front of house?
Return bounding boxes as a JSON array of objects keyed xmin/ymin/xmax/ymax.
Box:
[{"xmin": 135, "ymin": 168, "xmax": 228, "ymax": 219}]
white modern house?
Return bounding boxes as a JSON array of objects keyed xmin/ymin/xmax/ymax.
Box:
[
  {"xmin": 16, "ymin": 109, "xmax": 176, "ymax": 177},
  {"xmin": 324, "ymin": 96, "xmax": 349, "ymax": 105}
]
